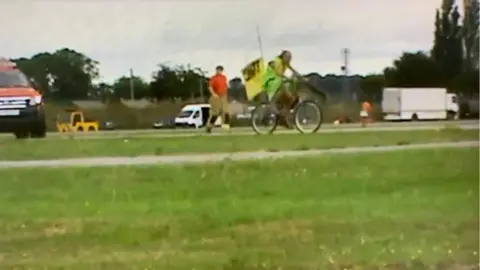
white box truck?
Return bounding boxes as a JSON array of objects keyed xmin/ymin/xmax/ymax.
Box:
[{"xmin": 382, "ymin": 88, "xmax": 459, "ymax": 121}]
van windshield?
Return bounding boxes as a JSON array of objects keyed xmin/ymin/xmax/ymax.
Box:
[
  {"xmin": 0, "ymin": 70, "xmax": 31, "ymax": 88},
  {"xmin": 177, "ymin": 110, "xmax": 194, "ymax": 118}
]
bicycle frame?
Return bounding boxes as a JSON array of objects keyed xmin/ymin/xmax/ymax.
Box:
[{"xmin": 282, "ymin": 75, "xmax": 327, "ymax": 104}]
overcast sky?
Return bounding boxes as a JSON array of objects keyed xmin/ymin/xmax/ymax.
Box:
[{"xmin": 2, "ymin": 0, "xmax": 445, "ymax": 82}]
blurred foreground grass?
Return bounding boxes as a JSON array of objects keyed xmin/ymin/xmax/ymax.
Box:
[{"xmin": 0, "ymin": 148, "xmax": 478, "ymax": 269}]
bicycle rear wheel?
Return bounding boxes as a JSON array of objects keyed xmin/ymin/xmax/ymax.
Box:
[
  {"xmin": 293, "ymin": 100, "xmax": 323, "ymax": 133},
  {"xmin": 251, "ymin": 104, "xmax": 278, "ymax": 135}
]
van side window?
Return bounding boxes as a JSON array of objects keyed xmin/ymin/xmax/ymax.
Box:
[
  {"xmin": 193, "ymin": 111, "xmax": 200, "ymax": 118},
  {"xmin": 451, "ymin": 96, "xmax": 457, "ymax": 103}
]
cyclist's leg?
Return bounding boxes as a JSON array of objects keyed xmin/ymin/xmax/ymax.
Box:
[
  {"xmin": 264, "ymin": 77, "xmax": 283, "ymax": 111},
  {"xmin": 279, "ymin": 83, "xmax": 298, "ymax": 109},
  {"xmin": 279, "ymin": 88, "xmax": 296, "ymax": 109},
  {"xmin": 270, "ymin": 87, "xmax": 286, "ymax": 111},
  {"xmin": 270, "ymin": 85, "xmax": 295, "ymax": 128}
]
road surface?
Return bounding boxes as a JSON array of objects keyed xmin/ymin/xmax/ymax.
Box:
[
  {"xmin": 0, "ymin": 141, "xmax": 477, "ymax": 168},
  {"xmin": 1, "ymin": 120, "xmax": 476, "ymax": 140}
]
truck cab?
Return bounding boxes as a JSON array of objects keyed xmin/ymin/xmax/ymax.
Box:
[
  {"xmin": 0, "ymin": 58, "xmax": 46, "ymax": 139},
  {"xmin": 446, "ymin": 93, "xmax": 459, "ymax": 119}
]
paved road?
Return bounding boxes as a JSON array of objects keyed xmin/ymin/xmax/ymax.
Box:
[
  {"xmin": 0, "ymin": 141, "xmax": 477, "ymax": 168},
  {"xmin": 1, "ymin": 120, "xmax": 476, "ymax": 140},
  {"xmin": 48, "ymin": 119, "xmax": 480, "ymax": 136}
]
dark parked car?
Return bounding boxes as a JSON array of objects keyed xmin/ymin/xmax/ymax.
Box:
[
  {"xmin": 152, "ymin": 117, "xmax": 176, "ymax": 129},
  {"xmin": 102, "ymin": 121, "xmax": 116, "ymax": 130}
]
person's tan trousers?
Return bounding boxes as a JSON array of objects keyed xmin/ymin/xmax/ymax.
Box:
[{"xmin": 207, "ymin": 95, "xmax": 229, "ymax": 127}]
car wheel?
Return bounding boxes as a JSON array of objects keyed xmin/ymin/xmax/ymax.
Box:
[
  {"xmin": 14, "ymin": 131, "xmax": 29, "ymax": 139},
  {"xmin": 31, "ymin": 122, "xmax": 47, "ymax": 138}
]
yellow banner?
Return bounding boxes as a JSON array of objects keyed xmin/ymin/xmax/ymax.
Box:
[{"xmin": 241, "ymin": 57, "xmax": 265, "ymax": 101}]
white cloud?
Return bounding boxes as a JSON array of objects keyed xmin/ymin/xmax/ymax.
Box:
[{"xmin": 1, "ymin": 0, "xmax": 442, "ymax": 82}]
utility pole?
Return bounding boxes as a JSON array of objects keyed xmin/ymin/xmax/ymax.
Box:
[
  {"xmin": 196, "ymin": 68, "xmax": 206, "ymax": 102},
  {"xmin": 129, "ymin": 68, "xmax": 135, "ymax": 100},
  {"xmin": 256, "ymin": 24, "xmax": 264, "ymax": 58},
  {"xmin": 340, "ymin": 48, "xmax": 350, "ymax": 100},
  {"xmin": 199, "ymin": 78, "xmax": 205, "ymax": 101}
]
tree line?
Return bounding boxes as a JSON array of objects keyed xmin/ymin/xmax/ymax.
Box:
[
  {"xmin": 361, "ymin": 0, "xmax": 479, "ymax": 101},
  {"xmin": 12, "ymin": 49, "xmax": 210, "ymax": 102},
  {"xmin": 8, "ymin": 0, "xmax": 479, "ymax": 103}
]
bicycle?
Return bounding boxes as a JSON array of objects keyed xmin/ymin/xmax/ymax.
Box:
[{"xmin": 251, "ymin": 77, "xmax": 325, "ymax": 135}]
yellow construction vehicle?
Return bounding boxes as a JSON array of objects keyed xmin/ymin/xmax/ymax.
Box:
[{"xmin": 56, "ymin": 109, "xmax": 99, "ymax": 133}]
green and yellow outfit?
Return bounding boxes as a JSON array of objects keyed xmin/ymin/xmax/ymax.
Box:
[{"xmin": 262, "ymin": 57, "xmax": 288, "ymax": 100}]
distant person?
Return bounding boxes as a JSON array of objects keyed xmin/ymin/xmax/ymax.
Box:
[
  {"xmin": 206, "ymin": 65, "xmax": 230, "ymax": 133},
  {"xmin": 360, "ymin": 100, "xmax": 372, "ymax": 127}
]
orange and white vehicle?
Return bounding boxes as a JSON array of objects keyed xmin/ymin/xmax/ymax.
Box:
[{"xmin": 0, "ymin": 58, "xmax": 46, "ymax": 139}]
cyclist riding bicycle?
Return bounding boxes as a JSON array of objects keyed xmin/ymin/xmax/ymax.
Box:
[{"xmin": 262, "ymin": 50, "xmax": 302, "ymax": 120}]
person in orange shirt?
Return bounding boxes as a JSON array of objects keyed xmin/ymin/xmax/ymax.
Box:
[
  {"xmin": 360, "ymin": 100, "xmax": 372, "ymax": 127},
  {"xmin": 206, "ymin": 65, "xmax": 230, "ymax": 133}
]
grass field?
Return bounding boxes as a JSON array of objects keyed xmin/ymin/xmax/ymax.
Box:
[
  {"xmin": 0, "ymin": 148, "xmax": 478, "ymax": 269},
  {"xmin": 0, "ymin": 129, "xmax": 478, "ymax": 161}
]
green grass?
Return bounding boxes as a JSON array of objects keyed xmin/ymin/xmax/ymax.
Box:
[
  {"xmin": 0, "ymin": 148, "xmax": 478, "ymax": 269},
  {"xmin": 0, "ymin": 129, "xmax": 478, "ymax": 161}
]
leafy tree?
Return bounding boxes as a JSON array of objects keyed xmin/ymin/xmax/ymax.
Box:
[
  {"xmin": 88, "ymin": 82, "xmax": 114, "ymax": 103},
  {"xmin": 149, "ymin": 64, "xmax": 207, "ymax": 101},
  {"xmin": 359, "ymin": 74, "xmax": 385, "ymax": 102},
  {"xmin": 432, "ymin": 10, "xmax": 445, "ymax": 65},
  {"xmin": 450, "ymin": 68, "xmax": 480, "ymax": 95},
  {"xmin": 47, "ymin": 48, "xmax": 99, "ymax": 99},
  {"xmin": 149, "ymin": 65, "xmax": 178, "ymax": 100},
  {"xmin": 428, "ymin": 0, "xmax": 479, "ymax": 94},
  {"xmin": 383, "ymin": 52, "xmax": 443, "ymax": 87},
  {"xmin": 432, "ymin": 0, "xmax": 464, "ymax": 80},
  {"xmin": 463, "ymin": 0, "xmax": 480, "ymax": 70},
  {"xmin": 13, "ymin": 53, "xmax": 53, "ymax": 95},
  {"xmin": 177, "ymin": 65, "xmax": 208, "ymax": 100},
  {"xmin": 446, "ymin": 5, "xmax": 464, "ymax": 79},
  {"xmin": 112, "ymin": 76, "xmax": 149, "ymax": 100},
  {"xmin": 471, "ymin": 0, "xmax": 480, "ymax": 69},
  {"xmin": 12, "ymin": 48, "xmax": 99, "ymax": 100}
]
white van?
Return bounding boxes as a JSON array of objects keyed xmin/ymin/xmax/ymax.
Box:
[{"xmin": 174, "ymin": 104, "xmax": 222, "ymax": 128}]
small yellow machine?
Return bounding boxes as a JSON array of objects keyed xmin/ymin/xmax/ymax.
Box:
[{"xmin": 56, "ymin": 109, "xmax": 99, "ymax": 133}]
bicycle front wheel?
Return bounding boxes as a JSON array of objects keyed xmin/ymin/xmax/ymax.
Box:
[
  {"xmin": 251, "ymin": 104, "xmax": 278, "ymax": 135},
  {"xmin": 293, "ymin": 100, "xmax": 323, "ymax": 133}
]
